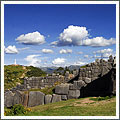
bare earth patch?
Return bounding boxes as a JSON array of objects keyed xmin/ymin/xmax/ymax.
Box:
[
  {"xmin": 73, "ymin": 97, "xmax": 115, "ymax": 107},
  {"xmin": 53, "ymin": 105, "xmax": 64, "ymax": 109},
  {"xmin": 74, "ymin": 98, "xmax": 95, "ymax": 106}
]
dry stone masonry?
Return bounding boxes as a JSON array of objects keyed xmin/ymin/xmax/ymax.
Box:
[
  {"xmin": 23, "ymin": 73, "xmax": 76, "ymax": 90},
  {"xmin": 4, "ymin": 56, "xmax": 116, "ymax": 107}
]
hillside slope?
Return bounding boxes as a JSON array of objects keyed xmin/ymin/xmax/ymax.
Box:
[{"xmin": 4, "ymin": 65, "xmax": 46, "ymax": 90}]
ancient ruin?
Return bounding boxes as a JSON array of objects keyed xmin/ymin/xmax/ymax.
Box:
[{"xmin": 4, "ymin": 56, "xmax": 116, "ymax": 107}]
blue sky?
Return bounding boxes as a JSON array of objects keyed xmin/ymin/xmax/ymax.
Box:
[{"xmin": 4, "ymin": 4, "xmax": 116, "ymax": 67}]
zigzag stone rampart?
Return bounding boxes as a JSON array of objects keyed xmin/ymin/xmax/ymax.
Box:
[{"xmin": 4, "ymin": 56, "xmax": 116, "ymax": 107}]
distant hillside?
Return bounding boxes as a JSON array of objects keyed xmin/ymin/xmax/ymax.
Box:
[
  {"xmin": 40, "ymin": 67, "xmax": 58, "ymax": 74},
  {"xmin": 40, "ymin": 65, "xmax": 81, "ymax": 74},
  {"xmin": 4, "ymin": 65, "xmax": 46, "ymax": 90},
  {"xmin": 26, "ymin": 66, "xmax": 46, "ymax": 77},
  {"xmin": 68, "ymin": 65, "xmax": 81, "ymax": 71}
]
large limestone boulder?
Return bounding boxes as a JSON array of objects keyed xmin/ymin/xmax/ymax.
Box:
[
  {"xmin": 13, "ymin": 90, "xmax": 24, "ymax": 105},
  {"xmin": 69, "ymin": 80, "xmax": 86, "ymax": 90},
  {"xmin": 45, "ymin": 95, "xmax": 52, "ymax": 104},
  {"xmin": 4, "ymin": 90, "xmax": 15, "ymax": 107},
  {"xmin": 77, "ymin": 80, "xmax": 87, "ymax": 88},
  {"xmin": 84, "ymin": 77, "xmax": 91, "ymax": 84},
  {"xmin": 28, "ymin": 91, "xmax": 45, "ymax": 107},
  {"xmin": 55, "ymin": 84, "xmax": 69, "ymax": 95},
  {"xmin": 51, "ymin": 94, "xmax": 61, "ymax": 103},
  {"xmin": 68, "ymin": 90, "xmax": 80, "ymax": 99}
]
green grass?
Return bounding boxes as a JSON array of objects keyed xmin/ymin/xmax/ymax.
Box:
[
  {"xmin": 89, "ymin": 96, "xmax": 114, "ymax": 101},
  {"xmin": 4, "ymin": 65, "xmax": 27, "ymax": 90},
  {"xmin": 80, "ymin": 65, "xmax": 87, "ymax": 68},
  {"xmin": 16, "ymin": 97, "xmax": 116, "ymax": 116}
]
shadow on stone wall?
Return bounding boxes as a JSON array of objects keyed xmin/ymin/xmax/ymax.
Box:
[
  {"xmin": 67, "ymin": 74, "xmax": 79, "ymax": 83},
  {"xmin": 80, "ymin": 68, "xmax": 116, "ymax": 97}
]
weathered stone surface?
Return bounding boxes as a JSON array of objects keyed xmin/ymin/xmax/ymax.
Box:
[
  {"xmin": 61, "ymin": 95, "xmax": 67, "ymax": 100},
  {"xmin": 13, "ymin": 90, "xmax": 24, "ymax": 105},
  {"xmin": 69, "ymin": 84, "xmax": 75, "ymax": 90},
  {"xmin": 77, "ymin": 80, "xmax": 86, "ymax": 88},
  {"xmin": 28, "ymin": 91, "xmax": 45, "ymax": 107},
  {"xmin": 4, "ymin": 90, "xmax": 15, "ymax": 107},
  {"xmin": 86, "ymin": 67, "xmax": 90, "ymax": 71},
  {"xmin": 55, "ymin": 84, "xmax": 69, "ymax": 95},
  {"xmin": 91, "ymin": 77, "xmax": 98, "ymax": 81},
  {"xmin": 68, "ymin": 90, "xmax": 80, "ymax": 99},
  {"xmin": 45, "ymin": 95, "xmax": 52, "ymax": 104},
  {"xmin": 79, "ymin": 73, "xmax": 82, "ymax": 77},
  {"xmin": 78, "ymin": 77, "xmax": 82, "ymax": 80},
  {"xmin": 82, "ymin": 72, "xmax": 86, "ymax": 77},
  {"xmin": 94, "ymin": 69, "xmax": 99, "ymax": 73},
  {"xmin": 85, "ymin": 73, "xmax": 89, "ymax": 77},
  {"xmin": 23, "ymin": 93, "xmax": 29, "ymax": 107},
  {"xmin": 73, "ymin": 81, "xmax": 78, "ymax": 89},
  {"xmin": 51, "ymin": 94, "xmax": 61, "ymax": 103},
  {"xmin": 84, "ymin": 78, "xmax": 91, "ymax": 84}
]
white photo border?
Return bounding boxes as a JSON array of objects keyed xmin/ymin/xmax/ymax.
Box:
[{"xmin": 1, "ymin": 1, "xmax": 119, "ymax": 119}]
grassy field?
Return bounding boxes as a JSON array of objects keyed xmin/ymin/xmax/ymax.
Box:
[{"xmin": 17, "ymin": 96, "xmax": 116, "ymax": 116}]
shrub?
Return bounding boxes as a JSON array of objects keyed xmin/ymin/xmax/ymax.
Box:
[
  {"xmin": 12, "ymin": 104, "xmax": 26, "ymax": 115},
  {"xmin": 90, "ymin": 96, "xmax": 111, "ymax": 101},
  {"xmin": 4, "ymin": 104, "xmax": 32, "ymax": 116}
]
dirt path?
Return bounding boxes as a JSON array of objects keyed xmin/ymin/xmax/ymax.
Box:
[{"xmin": 20, "ymin": 66, "xmax": 27, "ymax": 78}]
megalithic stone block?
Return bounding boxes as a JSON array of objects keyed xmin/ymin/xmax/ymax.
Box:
[
  {"xmin": 4, "ymin": 90, "xmax": 15, "ymax": 107},
  {"xmin": 45, "ymin": 94, "xmax": 52, "ymax": 104},
  {"xmin": 55, "ymin": 84, "xmax": 69, "ymax": 95},
  {"xmin": 84, "ymin": 77, "xmax": 91, "ymax": 84},
  {"xmin": 77, "ymin": 80, "xmax": 86, "ymax": 88},
  {"xmin": 13, "ymin": 90, "xmax": 24, "ymax": 105},
  {"xmin": 28, "ymin": 91, "xmax": 45, "ymax": 107},
  {"xmin": 51, "ymin": 94, "xmax": 61, "ymax": 103},
  {"xmin": 68, "ymin": 90, "xmax": 80, "ymax": 99}
]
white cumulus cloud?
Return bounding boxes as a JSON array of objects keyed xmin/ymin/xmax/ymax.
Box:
[
  {"xmin": 52, "ymin": 25, "xmax": 89, "ymax": 46},
  {"xmin": 93, "ymin": 48, "xmax": 115, "ymax": 58},
  {"xmin": 82, "ymin": 37, "xmax": 115, "ymax": 47},
  {"xmin": 5, "ymin": 45, "xmax": 19, "ymax": 54},
  {"xmin": 52, "ymin": 58, "xmax": 66, "ymax": 65},
  {"xmin": 16, "ymin": 31, "xmax": 45, "ymax": 45},
  {"xmin": 42, "ymin": 49, "xmax": 53, "ymax": 54},
  {"xmin": 24, "ymin": 54, "xmax": 41, "ymax": 67},
  {"xmin": 51, "ymin": 25, "xmax": 115, "ymax": 47},
  {"xmin": 59, "ymin": 49, "xmax": 72, "ymax": 54}
]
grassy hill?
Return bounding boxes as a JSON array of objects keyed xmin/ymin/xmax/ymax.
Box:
[
  {"xmin": 4, "ymin": 65, "xmax": 46, "ymax": 90},
  {"xmin": 15, "ymin": 96, "xmax": 116, "ymax": 116}
]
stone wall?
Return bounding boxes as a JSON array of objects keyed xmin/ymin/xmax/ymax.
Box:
[
  {"xmin": 22, "ymin": 72, "xmax": 76, "ymax": 90},
  {"xmin": 4, "ymin": 56, "xmax": 116, "ymax": 108},
  {"xmin": 24, "ymin": 75, "xmax": 64, "ymax": 89}
]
